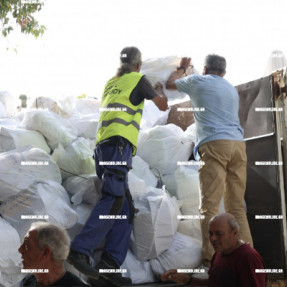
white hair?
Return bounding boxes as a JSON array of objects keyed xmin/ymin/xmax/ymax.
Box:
[{"xmin": 30, "ymin": 222, "xmax": 70, "ymax": 262}]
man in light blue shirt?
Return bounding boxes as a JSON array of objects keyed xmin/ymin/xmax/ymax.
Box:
[{"xmin": 166, "ymin": 54, "xmax": 253, "ymax": 272}]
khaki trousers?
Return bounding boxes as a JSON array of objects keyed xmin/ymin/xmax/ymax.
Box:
[{"xmin": 198, "ymin": 140, "xmax": 253, "ymax": 265}]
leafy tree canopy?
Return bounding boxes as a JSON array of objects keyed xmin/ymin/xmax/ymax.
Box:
[{"xmin": 0, "ymin": 0, "xmax": 46, "ymax": 38}]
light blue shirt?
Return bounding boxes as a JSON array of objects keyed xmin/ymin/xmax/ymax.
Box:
[{"xmin": 175, "ymin": 74, "xmax": 244, "ymax": 159}]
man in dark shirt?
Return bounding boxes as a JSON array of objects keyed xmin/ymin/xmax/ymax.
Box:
[
  {"xmin": 18, "ymin": 222, "xmax": 90, "ymax": 287},
  {"xmin": 161, "ymin": 213, "xmax": 266, "ymax": 287}
]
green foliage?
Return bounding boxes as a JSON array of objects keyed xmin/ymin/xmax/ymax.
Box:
[{"xmin": 0, "ymin": 0, "xmax": 46, "ymax": 38}]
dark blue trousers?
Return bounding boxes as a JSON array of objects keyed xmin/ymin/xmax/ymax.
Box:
[{"xmin": 71, "ymin": 137, "xmax": 133, "ymax": 266}]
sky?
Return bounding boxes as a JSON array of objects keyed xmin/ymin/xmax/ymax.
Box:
[{"xmin": 0, "ymin": 0, "xmax": 287, "ymax": 103}]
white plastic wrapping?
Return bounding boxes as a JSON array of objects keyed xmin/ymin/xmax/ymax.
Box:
[
  {"xmin": 28, "ymin": 95, "xmax": 76, "ymax": 118},
  {"xmin": 140, "ymin": 56, "xmax": 197, "ymax": 101},
  {"xmin": 127, "ymin": 171, "xmax": 147, "ymax": 200},
  {"xmin": 131, "ymin": 155, "xmax": 157, "ymax": 188},
  {"xmin": 0, "ymin": 126, "xmax": 51, "ymax": 154},
  {"xmin": 31, "ymin": 180, "xmax": 78, "ymax": 229},
  {"xmin": 149, "ymin": 232, "xmax": 202, "ymax": 278},
  {"xmin": 70, "ymin": 114, "xmax": 99, "ymax": 140},
  {"xmin": 175, "ymin": 165, "xmax": 200, "ymax": 200},
  {"xmin": 52, "ymin": 138, "xmax": 95, "ymax": 180},
  {"xmin": 0, "ymin": 146, "xmax": 62, "ymax": 201},
  {"xmin": 21, "ymin": 110, "xmax": 78, "ymax": 150},
  {"xmin": 177, "ymin": 219, "xmax": 202, "ymax": 242},
  {"xmin": 0, "ymin": 188, "xmax": 46, "ymax": 239},
  {"xmin": 0, "ymin": 218, "xmax": 24, "ymax": 287},
  {"xmin": 161, "ymin": 173, "xmax": 177, "ymax": 197},
  {"xmin": 63, "ymin": 174, "xmax": 101, "ymax": 206},
  {"xmin": 130, "ymin": 187, "xmax": 181, "ymax": 260},
  {"xmin": 0, "ymin": 102, "xmax": 5, "ymax": 118},
  {"xmin": 121, "ymin": 249, "xmax": 155, "ymax": 284},
  {"xmin": 0, "ymin": 91, "xmax": 16, "ymax": 118},
  {"xmin": 140, "ymin": 100, "xmax": 170, "ymax": 130},
  {"xmin": 183, "ymin": 123, "xmax": 197, "ymax": 143},
  {"xmin": 137, "ymin": 124, "xmax": 193, "ymax": 175}
]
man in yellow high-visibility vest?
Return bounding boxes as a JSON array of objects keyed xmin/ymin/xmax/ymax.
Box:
[{"xmin": 68, "ymin": 47, "xmax": 168, "ymax": 286}]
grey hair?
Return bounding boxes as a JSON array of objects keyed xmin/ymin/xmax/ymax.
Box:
[
  {"xmin": 30, "ymin": 222, "xmax": 70, "ymax": 262},
  {"xmin": 116, "ymin": 46, "xmax": 142, "ymax": 77},
  {"xmin": 228, "ymin": 218, "xmax": 240, "ymax": 232},
  {"xmin": 210, "ymin": 213, "xmax": 240, "ymax": 233},
  {"xmin": 204, "ymin": 54, "xmax": 226, "ymax": 74}
]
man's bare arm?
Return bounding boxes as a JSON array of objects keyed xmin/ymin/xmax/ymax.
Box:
[
  {"xmin": 152, "ymin": 82, "xmax": 168, "ymax": 111},
  {"xmin": 166, "ymin": 57, "xmax": 191, "ymax": 90}
]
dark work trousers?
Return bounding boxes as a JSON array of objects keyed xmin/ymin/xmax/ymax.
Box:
[{"xmin": 71, "ymin": 136, "xmax": 134, "ymax": 266}]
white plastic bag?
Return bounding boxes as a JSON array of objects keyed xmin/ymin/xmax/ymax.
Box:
[
  {"xmin": 0, "ymin": 91, "xmax": 16, "ymax": 117},
  {"xmin": 140, "ymin": 56, "xmax": 197, "ymax": 101},
  {"xmin": 137, "ymin": 124, "xmax": 193, "ymax": 175},
  {"xmin": 0, "ymin": 146, "xmax": 62, "ymax": 201},
  {"xmin": 63, "ymin": 174, "xmax": 101, "ymax": 206},
  {"xmin": 140, "ymin": 100, "xmax": 170, "ymax": 130},
  {"xmin": 130, "ymin": 187, "xmax": 181, "ymax": 260},
  {"xmin": 28, "ymin": 96, "xmax": 71, "ymax": 118},
  {"xmin": 0, "ymin": 217, "xmax": 24, "ymax": 287},
  {"xmin": 121, "ymin": 249, "xmax": 156, "ymax": 284},
  {"xmin": 0, "ymin": 188, "xmax": 46, "ymax": 239},
  {"xmin": 175, "ymin": 165, "xmax": 200, "ymax": 200},
  {"xmin": 127, "ymin": 171, "xmax": 147, "ymax": 200},
  {"xmin": 21, "ymin": 110, "xmax": 78, "ymax": 150},
  {"xmin": 31, "ymin": 180, "xmax": 78, "ymax": 229},
  {"xmin": 0, "ymin": 126, "xmax": 51, "ymax": 154},
  {"xmin": 131, "ymin": 155, "xmax": 157, "ymax": 188},
  {"xmin": 149, "ymin": 232, "xmax": 202, "ymax": 278},
  {"xmin": 70, "ymin": 114, "xmax": 99, "ymax": 140},
  {"xmin": 177, "ymin": 219, "xmax": 202, "ymax": 242},
  {"xmin": 52, "ymin": 138, "xmax": 95, "ymax": 180}
]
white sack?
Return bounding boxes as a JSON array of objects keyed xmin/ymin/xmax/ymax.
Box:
[
  {"xmin": 0, "ymin": 146, "xmax": 61, "ymax": 201},
  {"xmin": 52, "ymin": 138, "xmax": 95, "ymax": 180},
  {"xmin": 0, "ymin": 91, "xmax": 16, "ymax": 117},
  {"xmin": 31, "ymin": 180, "xmax": 78, "ymax": 229},
  {"xmin": 28, "ymin": 96, "xmax": 72, "ymax": 118},
  {"xmin": 149, "ymin": 232, "xmax": 202, "ymax": 278},
  {"xmin": 0, "ymin": 102, "xmax": 5, "ymax": 118},
  {"xmin": 137, "ymin": 124, "xmax": 193, "ymax": 175},
  {"xmin": 140, "ymin": 100, "xmax": 170, "ymax": 130},
  {"xmin": 0, "ymin": 117, "xmax": 21, "ymax": 128},
  {"xmin": 75, "ymin": 98, "xmax": 101, "ymax": 115},
  {"xmin": 175, "ymin": 165, "xmax": 200, "ymax": 200},
  {"xmin": 0, "ymin": 189, "xmax": 46, "ymax": 239},
  {"xmin": 177, "ymin": 219, "xmax": 202, "ymax": 242},
  {"xmin": 21, "ymin": 110, "xmax": 78, "ymax": 150},
  {"xmin": 72, "ymin": 203, "xmax": 94, "ymax": 226},
  {"xmin": 161, "ymin": 173, "xmax": 177, "ymax": 197},
  {"xmin": 131, "ymin": 155, "xmax": 157, "ymax": 188},
  {"xmin": 183, "ymin": 123, "xmax": 197, "ymax": 143},
  {"xmin": 0, "ymin": 218, "xmax": 24, "ymax": 287},
  {"xmin": 63, "ymin": 174, "xmax": 101, "ymax": 206},
  {"xmin": 0, "ymin": 126, "xmax": 51, "ymax": 154},
  {"xmin": 127, "ymin": 171, "xmax": 147, "ymax": 200},
  {"xmin": 70, "ymin": 115, "xmax": 99, "ymax": 140},
  {"xmin": 130, "ymin": 187, "xmax": 180, "ymax": 260},
  {"xmin": 121, "ymin": 249, "xmax": 156, "ymax": 284},
  {"xmin": 140, "ymin": 56, "xmax": 197, "ymax": 101}
]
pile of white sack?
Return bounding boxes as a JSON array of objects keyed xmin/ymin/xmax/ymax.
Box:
[{"xmin": 0, "ymin": 57, "xmax": 205, "ymax": 286}]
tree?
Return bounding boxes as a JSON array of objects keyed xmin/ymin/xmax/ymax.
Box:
[{"xmin": 0, "ymin": 0, "xmax": 46, "ymax": 38}]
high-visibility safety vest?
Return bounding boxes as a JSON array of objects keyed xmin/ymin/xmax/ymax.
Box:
[{"xmin": 96, "ymin": 72, "xmax": 144, "ymax": 155}]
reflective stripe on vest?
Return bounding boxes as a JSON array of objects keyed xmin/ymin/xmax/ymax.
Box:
[
  {"xmin": 98, "ymin": 118, "xmax": 140, "ymax": 131},
  {"xmin": 96, "ymin": 72, "xmax": 144, "ymax": 154}
]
